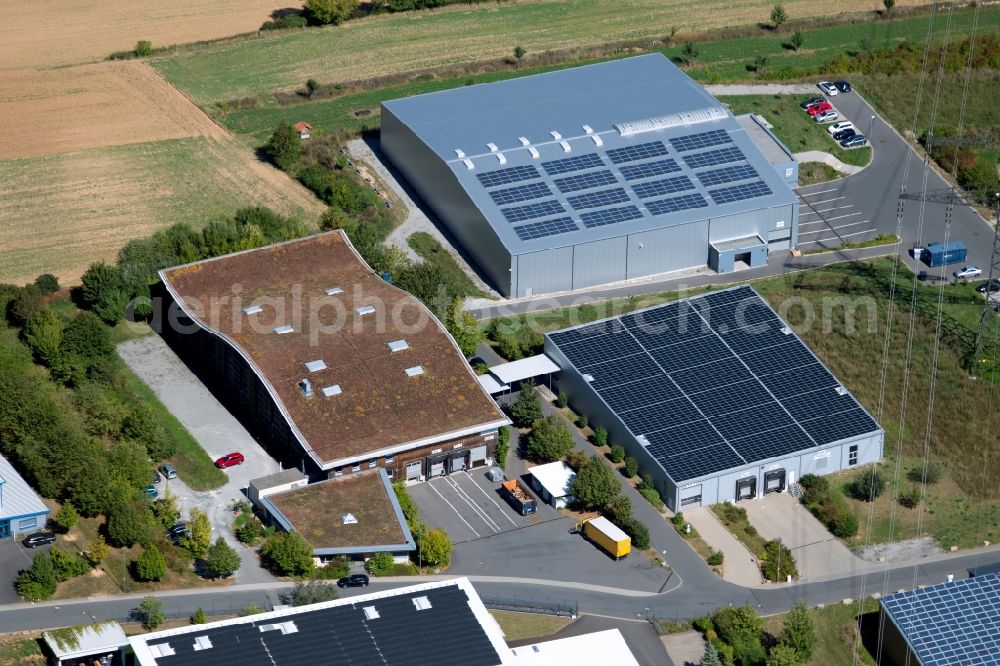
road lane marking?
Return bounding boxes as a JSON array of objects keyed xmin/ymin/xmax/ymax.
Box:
[
  {"xmin": 457, "ymin": 472, "xmax": 519, "ymax": 527},
  {"xmin": 428, "ymin": 479, "xmax": 481, "ymax": 538}
]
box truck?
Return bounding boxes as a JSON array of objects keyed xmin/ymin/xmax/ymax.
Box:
[
  {"xmin": 579, "ymin": 516, "xmax": 631, "ymax": 560},
  {"xmin": 918, "ymin": 241, "xmax": 967, "ymax": 268},
  {"xmin": 501, "ymin": 479, "xmax": 537, "ymax": 516}
]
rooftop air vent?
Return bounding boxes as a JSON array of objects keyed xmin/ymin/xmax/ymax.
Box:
[
  {"xmin": 582, "ymin": 124, "xmax": 593, "ymax": 134},
  {"xmin": 463, "ymin": 158, "xmax": 475, "ymax": 170},
  {"xmin": 487, "ymin": 142, "xmax": 498, "ymax": 152},
  {"xmin": 518, "ymin": 137, "xmax": 530, "ymax": 146},
  {"xmin": 591, "ymin": 134, "xmax": 604, "ymax": 147},
  {"xmin": 387, "ymin": 339, "xmax": 409, "ymax": 352},
  {"xmin": 300, "ymin": 378, "xmax": 313, "ymax": 398},
  {"xmin": 242, "ymin": 305, "xmax": 263, "ymax": 316},
  {"xmin": 550, "ymin": 131, "xmax": 562, "ymax": 140},
  {"xmin": 363, "ymin": 606, "xmax": 380, "ymax": 620},
  {"xmin": 325, "ymin": 287, "xmax": 343, "ymax": 296},
  {"xmin": 405, "ymin": 366, "xmax": 424, "ymax": 377},
  {"xmin": 274, "ymin": 325, "xmax": 294, "ymax": 335},
  {"xmin": 497, "ymin": 152, "xmax": 507, "ymax": 165},
  {"xmin": 321, "ymin": 384, "xmax": 342, "ymax": 397},
  {"xmin": 582, "ymin": 373, "xmax": 594, "ymax": 382},
  {"xmin": 835, "ymin": 385, "xmax": 848, "ymax": 396},
  {"xmin": 305, "ymin": 359, "xmax": 326, "ymax": 373},
  {"xmin": 149, "ymin": 644, "xmax": 176, "ymax": 658},
  {"xmin": 259, "ymin": 622, "xmax": 298, "ymax": 635},
  {"xmin": 636, "ymin": 434, "xmax": 650, "ymax": 446},
  {"xmin": 527, "ymin": 146, "xmax": 540, "ymax": 159},
  {"xmin": 780, "ymin": 325, "xmax": 792, "ymax": 335},
  {"xmin": 412, "ymin": 596, "xmax": 432, "ymax": 611},
  {"xmin": 454, "ymin": 149, "xmax": 466, "ymax": 159},
  {"xmin": 614, "ymin": 107, "xmax": 728, "ymax": 136},
  {"xmin": 356, "ymin": 305, "xmax": 376, "ymax": 316},
  {"xmin": 193, "ymin": 636, "xmax": 213, "ymax": 651},
  {"xmin": 342, "ymin": 513, "xmax": 358, "ymax": 525},
  {"xmin": 559, "ymin": 140, "xmax": 571, "ymax": 153}
]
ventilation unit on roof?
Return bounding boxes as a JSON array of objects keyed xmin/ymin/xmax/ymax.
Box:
[
  {"xmin": 591, "ymin": 134, "xmax": 604, "ymax": 147},
  {"xmin": 780, "ymin": 325, "xmax": 792, "ymax": 335},
  {"xmin": 614, "ymin": 107, "xmax": 728, "ymax": 136},
  {"xmin": 149, "ymin": 644, "xmax": 176, "ymax": 658},
  {"xmin": 835, "ymin": 385, "xmax": 848, "ymax": 396},
  {"xmin": 636, "ymin": 434, "xmax": 650, "ymax": 447},
  {"xmin": 274, "ymin": 325, "xmax": 294, "ymax": 335},
  {"xmin": 412, "ymin": 596, "xmax": 432, "ymax": 611},
  {"xmin": 497, "ymin": 152, "xmax": 507, "ymax": 165},
  {"xmin": 363, "ymin": 606, "xmax": 380, "ymax": 620},
  {"xmin": 550, "ymin": 131, "xmax": 562, "ymax": 140},
  {"xmin": 559, "ymin": 140, "xmax": 571, "ymax": 153},
  {"xmin": 454, "ymin": 149, "xmax": 466, "ymax": 159},
  {"xmin": 259, "ymin": 622, "xmax": 298, "ymax": 635},
  {"xmin": 321, "ymin": 384, "xmax": 342, "ymax": 397},
  {"xmin": 582, "ymin": 125, "xmax": 593, "ymax": 134},
  {"xmin": 487, "ymin": 142, "xmax": 498, "ymax": 152},
  {"xmin": 356, "ymin": 305, "xmax": 376, "ymax": 316},
  {"xmin": 193, "ymin": 636, "xmax": 213, "ymax": 651},
  {"xmin": 527, "ymin": 146, "xmax": 540, "ymax": 159},
  {"xmin": 405, "ymin": 366, "xmax": 424, "ymax": 377},
  {"xmin": 325, "ymin": 287, "xmax": 343, "ymax": 296},
  {"xmin": 242, "ymin": 305, "xmax": 263, "ymax": 316},
  {"xmin": 582, "ymin": 373, "xmax": 594, "ymax": 382},
  {"xmin": 300, "ymin": 378, "xmax": 313, "ymax": 398},
  {"xmin": 518, "ymin": 137, "xmax": 530, "ymax": 146},
  {"xmin": 342, "ymin": 513, "xmax": 358, "ymax": 525},
  {"xmin": 463, "ymin": 158, "xmax": 475, "ymax": 170},
  {"xmin": 387, "ymin": 339, "xmax": 409, "ymax": 352},
  {"xmin": 305, "ymin": 359, "xmax": 326, "ymax": 372}
]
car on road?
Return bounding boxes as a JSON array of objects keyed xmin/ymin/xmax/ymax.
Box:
[
  {"xmin": 159, "ymin": 464, "xmax": 177, "ymax": 480},
  {"xmin": 814, "ymin": 110, "xmax": 839, "ymax": 123},
  {"xmin": 833, "ymin": 128, "xmax": 857, "ymax": 142},
  {"xmin": 954, "ymin": 265, "xmax": 983, "ymax": 279},
  {"xmin": 976, "ymin": 279, "xmax": 1000, "ymax": 293},
  {"xmin": 828, "ymin": 121, "xmax": 855, "ymax": 135},
  {"xmin": 145, "ymin": 484, "xmax": 158, "ymax": 498},
  {"xmin": 800, "ymin": 96, "xmax": 825, "ymax": 109},
  {"xmin": 840, "ymin": 134, "xmax": 868, "ymax": 148},
  {"xmin": 337, "ymin": 574, "xmax": 370, "ymax": 588},
  {"xmin": 23, "ymin": 532, "xmax": 56, "ymax": 548},
  {"xmin": 835, "ymin": 80, "xmax": 853, "ymax": 93},
  {"xmin": 807, "ymin": 101, "xmax": 833, "ymax": 116},
  {"xmin": 818, "ymin": 81, "xmax": 839, "ymax": 95},
  {"xmin": 214, "ymin": 452, "xmax": 245, "ymax": 469}
]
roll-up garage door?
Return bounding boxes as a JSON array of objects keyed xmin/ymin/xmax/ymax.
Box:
[
  {"xmin": 680, "ymin": 485, "xmax": 702, "ymax": 507},
  {"xmin": 429, "ymin": 459, "xmax": 446, "ymax": 477},
  {"xmin": 469, "ymin": 446, "xmax": 487, "ymax": 467},
  {"xmin": 405, "ymin": 461, "xmax": 422, "ymax": 480},
  {"xmin": 736, "ymin": 476, "xmax": 757, "ymax": 501},
  {"xmin": 449, "ymin": 451, "xmax": 468, "ymax": 473}
]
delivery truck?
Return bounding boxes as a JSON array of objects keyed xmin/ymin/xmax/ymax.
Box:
[
  {"xmin": 501, "ymin": 479, "xmax": 537, "ymax": 516},
  {"xmin": 579, "ymin": 516, "xmax": 631, "ymax": 560},
  {"xmin": 916, "ymin": 241, "xmax": 967, "ymax": 268}
]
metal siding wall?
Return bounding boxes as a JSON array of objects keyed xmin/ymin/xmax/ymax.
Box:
[
  {"xmin": 573, "ymin": 237, "xmax": 628, "ymax": 289},
  {"xmin": 516, "ymin": 247, "xmax": 573, "ymax": 296},
  {"xmin": 626, "ymin": 220, "xmax": 710, "ymax": 279},
  {"xmin": 380, "ymin": 109, "xmax": 514, "ymax": 296}
]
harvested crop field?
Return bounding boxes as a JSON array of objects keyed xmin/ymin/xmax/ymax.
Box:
[
  {"xmin": 0, "ymin": 136, "xmax": 325, "ymax": 286},
  {"xmin": 0, "ymin": 0, "xmax": 299, "ymax": 71},
  {"xmin": 154, "ymin": 0, "xmax": 928, "ymax": 104}
]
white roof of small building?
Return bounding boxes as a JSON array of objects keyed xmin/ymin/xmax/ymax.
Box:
[
  {"xmin": 478, "ymin": 374, "xmax": 510, "ymax": 395},
  {"xmin": 44, "ymin": 622, "xmax": 128, "ymax": 660},
  {"xmin": 510, "ymin": 629, "xmax": 639, "ymax": 665},
  {"xmin": 530, "ymin": 461, "xmax": 576, "ymax": 498},
  {"xmin": 0, "ymin": 454, "xmax": 49, "ymax": 521},
  {"xmin": 489, "ymin": 355, "xmax": 560, "ymax": 384}
]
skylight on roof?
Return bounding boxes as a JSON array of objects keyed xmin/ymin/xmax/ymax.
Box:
[
  {"xmin": 342, "ymin": 513, "xmax": 358, "ymax": 524},
  {"xmin": 242, "ymin": 305, "xmax": 263, "ymax": 316},
  {"xmin": 273, "ymin": 325, "xmax": 294, "ymax": 334},
  {"xmin": 149, "ymin": 644, "xmax": 176, "ymax": 658},
  {"xmin": 305, "ymin": 359, "xmax": 326, "ymax": 372},
  {"xmin": 325, "ymin": 287, "xmax": 343, "ymax": 296},
  {"xmin": 615, "ymin": 107, "xmax": 727, "ymax": 136},
  {"xmin": 463, "ymin": 159, "xmax": 475, "ymax": 170},
  {"xmin": 405, "ymin": 366, "xmax": 424, "ymax": 377},
  {"xmin": 518, "ymin": 137, "xmax": 530, "ymax": 146},
  {"xmin": 355, "ymin": 305, "xmax": 376, "ymax": 316},
  {"xmin": 487, "ymin": 142, "xmax": 498, "ymax": 152},
  {"xmin": 193, "ymin": 636, "xmax": 213, "ymax": 651},
  {"xmin": 550, "ymin": 131, "xmax": 562, "ymax": 140},
  {"xmin": 363, "ymin": 606, "xmax": 380, "ymax": 620},
  {"xmin": 388, "ymin": 339, "xmax": 409, "ymax": 352},
  {"xmin": 454, "ymin": 149, "xmax": 466, "ymax": 159},
  {"xmin": 527, "ymin": 146, "xmax": 539, "ymax": 159},
  {"xmin": 259, "ymin": 622, "xmax": 298, "ymax": 635},
  {"xmin": 300, "ymin": 379, "xmax": 314, "ymax": 398},
  {"xmin": 497, "ymin": 152, "xmax": 507, "ymax": 165},
  {"xmin": 559, "ymin": 140, "xmax": 571, "ymax": 153},
  {"xmin": 591, "ymin": 135, "xmax": 604, "ymax": 147},
  {"xmin": 412, "ymin": 596, "xmax": 432, "ymax": 611},
  {"xmin": 582, "ymin": 124, "xmax": 593, "ymax": 134},
  {"xmin": 321, "ymin": 385, "xmax": 342, "ymax": 397}
]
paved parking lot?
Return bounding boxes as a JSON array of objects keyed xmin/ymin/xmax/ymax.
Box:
[
  {"xmin": 795, "ymin": 184, "xmax": 878, "ymax": 250},
  {"xmin": 0, "ymin": 538, "xmax": 50, "ymax": 604}
]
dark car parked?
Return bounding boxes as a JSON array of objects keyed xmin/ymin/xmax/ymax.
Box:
[
  {"xmin": 800, "ymin": 96, "xmax": 825, "ymax": 109},
  {"xmin": 337, "ymin": 574, "xmax": 370, "ymax": 588},
  {"xmin": 977, "ymin": 279, "xmax": 1000, "ymax": 293},
  {"xmin": 23, "ymin": 532, "xmax": 56, "ymax": 548},
  {"xmin": 840, "ymin": 134, "xmax": 868, "ymax": 148},
  {"xmin": 167, "ymin": 523, "xmax": 189, "ymax": 543},
  {"xmin": 835, "ymin": 80, "xmax": 852, "ymax": 93},
  {"xmin": 833, "ymin": 128, "xmax": 856, "ymax": 142}
]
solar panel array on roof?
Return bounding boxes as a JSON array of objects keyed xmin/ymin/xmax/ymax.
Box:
[
  {"xmin": 501, "ymin": 200, "xmax": 565, "ymax": 223},
  {"xmin": 882, "ymin": 573, "xmax": 1000, "ymax": 666},
  {"xmin": 632, "ymin": 175, "xmax": 695, "ymax": 199},
  {"xmin": 567, "ymin": 188, "xmax": 632, "ymax": 210},
  {"xmin": 475, "ymin": 165, "xmax": 540, "ymax": 188},
  {"xmin": 547, "ymin": 285, "xmax": 880, "ymax": 482},
  {"xmin": 646, "ymin": 193, "xmax": 708, "ymax": 216},
  {"xmin": 513, "ymin": 217, "xmax": 579, "ymax": 241},
  {"xmin": 669, "ymin": 129, "xmax": 732, "ymax": 152},
  {"xmin": 681, "ymin": 146, "xmax": 745, "ymax": 169},
  {"xmin": 619, "ymin": 159, "xmax": 682, "ymax": 181},
  {"xmin": 487, "ymin": 181, "xmax": 553, "ymax": 206},
  {"xmin": 606, "ymin": 141, "xmax": 670, "ymax": 164},
  {"xmin": 580, "ymin": 205, "xmax": 644, "ymax": 229},
  {"xmin": 542, "ymin": 153, "xmax": 606, "ymax": 175},
  {"xmin": 695, "ymin": 164, "xmax": 759, "ymax": 187},
  {"xmin": 708, "ymin": 180, "xmax": 773, "ymax": 205},
  {"xmin": 143, "ymin": 585, "xmax": 502, "ymax": 666},
  {"xmin": 554, "ymin": 170, "xmax": 618, "ymax": 193}
]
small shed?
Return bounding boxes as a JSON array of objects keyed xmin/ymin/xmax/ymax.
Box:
[
  {"xmin": 43, "ymin": 622, "xmax": 127, "ymax": 666},
  {"xmin": 294, "ymin": 121, "xmax": 312, "ymax": 140},
  {"xmin": 248, "ymin": 469, "xmax": 307, "ymax": 507},
  {"xmin": 530, "ymin": 461, "xmax": 576, "ymax": 509}
]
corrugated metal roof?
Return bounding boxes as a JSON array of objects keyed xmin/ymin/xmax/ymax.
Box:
[
  {"xmin": 488, "ymin": 354, "xmax": 560, "ymax": 384},
  {"xmin": 0, "ymin": 454, "xmax": 48, "ymax": 521},
  {"xmin": 44, "ymin": 622, "xmax": 127, "ymax": 659},
  {"xmin": 383, "ymin": 54, "xmax": 798, "ymax": 256}
]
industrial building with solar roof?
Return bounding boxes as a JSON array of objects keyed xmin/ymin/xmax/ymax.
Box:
[
  {"xmin": 381, "ymin": 53, "xmax": 799, "ymax": 298},
  {"xmin": 544, "ymin": 285, "xmax": 883, "ymax": 510}
]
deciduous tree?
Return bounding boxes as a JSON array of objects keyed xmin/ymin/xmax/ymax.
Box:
[
  {"xmin": 205, "ymin": 537, "xmax": 241, "ymax": 578},
  {"xmin": 136, "ymin": 597, "xmax": 165, "ymax": 630},
  {"xmin": 571, "ymin": 456, "xmax": 619, "ymax": 509},
  {"xmin": 526, "ymin": 415, "xmax": 574, "ymax": 462},
  {"xmin": 509, "ymin": 381, "xmax": 541, "ymax": 427},
  {"xmin": 134, "ymin": 544, "xmax": 167, "ymax": 581},
  {"xmin": 445, "ymin": 297, "xmax": 483, "ymax": 357},
  {"xmin": 261, "ymin": 531, "xmax": 315, "ymax": 576},
  {"xmin": 779, "ymin": 601, "xmax": 816, "ymax": 661},
  {"xmin": 23, "ymin": 308, "xmax": 63, "ymax": 366},
  {"xmin": 419, "ymin": 528, "xmax": 452, "ymax": 566},
  {"xmin": 305, "ymin": 0, "xmax": 357, "ymax": 24},
  {"xmin": 184, "ymin": 509, "xmax": 212, "ymax": 558},
  {"xmin": 266, "ymin": 122, "xmax": 302, "ymax": 172},
  {"xmin": 770, "ymin": 3, "xmax": 787, "ymax": 28}
]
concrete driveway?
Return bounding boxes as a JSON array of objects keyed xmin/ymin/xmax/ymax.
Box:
[
  {"xmin": 118, "ymin": 335, "xmax": 279, "ymax": 584},
  {"xmin": 742, "ymin": 493, "xmax": 869, "ymax": 581}
]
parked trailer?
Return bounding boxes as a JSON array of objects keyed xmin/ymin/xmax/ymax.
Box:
[
  {"xmin": 579, "ymin": 516, "xmax": 631, "ymax": 560},
  {"xmin": 501, "ymin": 479, "xmax": 537, "ymax": 516},
  {"xmin": 919, "ymin": 241, "xmax": 967, "ymax": 268}
]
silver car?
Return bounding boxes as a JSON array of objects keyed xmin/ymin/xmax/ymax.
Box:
[
  {"xmin": 159, "ymin": 463, "xmax": 178, "ymax": 480},
  {"xmin": 818, "ymin": 81, "xmax": 839, "ymax": 96}
]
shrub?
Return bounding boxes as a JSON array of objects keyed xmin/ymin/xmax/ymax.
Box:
[
  {"xmin": 365, "ymin": 551, "xmax": 395, "ymax": 576},
  {"xmin": 848, "ymin": 468, "xmax": 886, "ymax": 501},
  {"xmin": 790, "ymin": 30, "xmax": 804, "ymax": 50},
  {"xmin": 707, "ymin": 550, "xmax": 725, "ymax": 566},
  {"xmin": 576, "ymin": 414, "xmax": 589, "ymax": 429},
  {"xmin": 571, "ymin": 456, "xmax": 620, "ymax": 509},
  {"xmin": 134, "ymin": 41, "xmax": 152, "ymax": 57},
  {"xmin": 134, "ymin": 544, "xmax": 167, "ymax": 582},
  {"xmin": 672, "ymin": 512, "xmax": 685, "ymax": 527},
  {"xmin": 418, "ymin": 528, "xmax": 452, "ymax": 567},
  {"xmin": 267, "ymin": 122, "xmax": 302, "ymax": 172},
  {"xmin": 556, "ymin": 391, "xmax": 568, "ymax": 408},
  {"xmin": 17, "ymin": 553, "xmax": 57, "ymax": 601},
  {"xmin": 136, "ymin": 597, "xmax": 165, "ymax": 630},
  {"xmin": 53, "ymin": 503, "xmax": 78, "ymax": 533},
  {"xmin": 261, "ymin": 532, "xmax": 315, "ymax": 576},
  {"xmin": 907, "ymin": 461, "xmax": 942, "ymax": 485},
  {"xmin": 565, "ymin": 449, "xmax": 589, "ymax": 472},
  {"xmin": 592, "ymin": 427, "xmax": 608, "ymax": 447},
  {"xmin": 526, "ymin": 415, "xmax": 574, "ymax": 462},
  {"xmin": 639, "ymin": 486, "xmax": 664, "ymax": 509},
  {"xmin": 609, "ymin": 445, "xmax": 625, "ymax": 464},
  {"xmin": 617, "ymin": 517, "xmax": 650, "ymax": 549},
  {"xmin": 759, "ymin": 539, "xmax": 797, "ymax": 582},
  {"xmin": 86, "ymin": 536, "xmax": 109, "ymax": 566},
  {"xmin": 312, "ymin": 557, "xmax": 350, "ymax": 579},
  {"xmin": 50, "ymin": 547, "xmax": 90, "ymax": 582},
  {"xmin": 191, "ymin": 608, "xmax": 207, "ymax": 624},
  {"xmin": 106, "ymin": 498, "xmax": 151, "ymax": 548},
  {"xmin": 205, "ymin": 537, "xmax": 241, "ymax": 578},
  {"xmin": 241, "ymin": 604, "xmax": 266, "ymax": 616},
  {"xmin": 183, "ymin": 509, "xmax": 212, "ymax": 558},
  {"xmin": 509, "ymin": 381, "xmax": 541, "ymax": 427},
  {"xmin": 34, "ymin": 274, "xmax": 59, "ymax": 295},
  {"xmin": 445, "ymin": 297, "xmax": 483, "ymax": 357},
  {"xmin": 288, "ymin": 580, "xmax": 339, "ymax": 606},
  {"xmin": 623, "ymin": 457, "xmax": 639, "ymax": 478},
  {"xmin": 8, "ymin": 285, "xmax": 44, "ymax": 327},
  {"xmin": 779, "ymin": 601, "xmax": 816, "ymax": 661},
  {"xmin": 494, "ymin": 426, "xmax": 510, "ymax": 468},
  {"xmin": 898, "ymin": 485, "xmax": 921, "ymax": 509},
  {"xmin": 497, "ymin": 335, "xmax": 524, "ymax": 361},
  {"xmin": 770, "ymin": 3, "xmax": 787, "ymax": 28},
  {"xmin": 605, "ymin": 494, "xmax": 633, "ymax": 525},
  {"xmin": 236, "ymin": 514, "xmax": 265, "ymax": 545},
  {"xmin": 261, "ymin": 14, "xmax": 308, "ymax": 29},
  {"xmin": 305, "ymin": 0, "xmax": 357, "ymax": 24}
]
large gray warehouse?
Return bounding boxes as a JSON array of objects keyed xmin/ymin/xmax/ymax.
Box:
[
  {"xmin": 381, "ymin": 54, "xmax": 799, "ymax": 298},
  {"xmin": 544, "ymin": 285, "xmax": 884, "ymax": 511}
]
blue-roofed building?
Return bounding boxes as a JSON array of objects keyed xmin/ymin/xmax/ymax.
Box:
[
  {"xmin": 880, "ymin": 573, "xmax": 1000, "ymax": 666},
  {"xmin": 0, "ymin": 454, "xmax": 49, "ymax": 539},
  {"xmin": 381, "ymin": 54, "xmax": 799, "ymax": 298}
]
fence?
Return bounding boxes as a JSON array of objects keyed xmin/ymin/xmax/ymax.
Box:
[{"xmin": 479, "ymin": 595, "xmax": 578, "ymax": 618}]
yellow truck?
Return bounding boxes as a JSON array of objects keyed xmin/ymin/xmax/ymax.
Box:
[{"xmin": 578, "ymin": 516, "xmax": 631, "ymax": 560}]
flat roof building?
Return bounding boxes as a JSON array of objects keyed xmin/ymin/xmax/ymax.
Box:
[
  {"xmin": 0, "ymin": 453, "xmax": 49, "ymax": 540},
  {"xmin": 530, "ymin": 461, "xmax": 576, "ymax": 509},
  {"xmin": 382, "ymin": 54, "xmax": 799, "ymax": 298},
  {"xmin": 544, "ymin": 285, "xmax": 883, "ymax": 510},
  {"xmin": 158, "ymin": 231, "xmax": 508, "ymax": 480},
  {"xmin": 43, "ymin": 622, "xmax": 128, "ymax": 666}
]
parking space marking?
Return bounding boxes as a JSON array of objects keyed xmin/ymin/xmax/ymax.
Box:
[
  {"xmin": 800, "ymin": 206, "xmax": 854, "ymax": 217},
  {"xmin": 457, "ymin": 473, "xmax": 519, "ymax": 527},
  {"xmin": 799, "ymin": 228, "xmax": 878, "ymax": 244},
  {"xmin": 427, "ymin": 480, "xmax": 482, "ymax": 538},
  {"xmin": 799, "ymin": 196, "xmax": 846, "ymax": 206},
  {"xmin": 796, "ymin": 186, "xmax": 839, "ymax": 197},
  {"xmin": 445, "ymin": 475, "xmax": 502, "ymax": 534},
  {"xmin": 798, "ymin": 220, "xmax": 871, "ymax": 236},
  {"xmin": 799, "ymin": 212, "xmax": 860, "ymax": 227}
]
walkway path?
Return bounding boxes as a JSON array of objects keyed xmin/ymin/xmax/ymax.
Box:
[
  {"xmin": 794, "ymin": 150, "xmax": 866, "ymax": 175},
  {"xmin": 684, "ymin": 508, "xmax": 762, "ymax": 587},
  {"xmin": 704, "ymin": 83, "xmax": 817, "ymax": 95}
]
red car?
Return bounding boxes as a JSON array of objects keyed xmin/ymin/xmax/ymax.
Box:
[
  {"xmin": 807, "ymin": 101, "xmax": 833, "ymax": 116},
  {"xmin": 214, "ymin": 452, "xmax": 245, "ymax": 468}
]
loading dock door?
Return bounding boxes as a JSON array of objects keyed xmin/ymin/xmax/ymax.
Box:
[
  {"xmin": 469, "ymin": 446, "xmax": 487, "ymax": 467},
  {"xmin": 680, "ymin": 485, "xmax": 703, "ymax": 507},
  {"xmin": 764, "ymin": 469, "xmax": 786, "ymax": 494},
  {"xmin": 449, "ymin": 451, "xmax": 468, "ymax": 473},
  {"xmin": 405, "ymin": 461, "xmax": 422, "ymax": 480},
  {"xmin": 736, "ymin": 476, "xmax": 757, "ymax": 501},
  {"xmin": 429, "ymin": 458, "xmax": 446, "ymax": 478}
]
